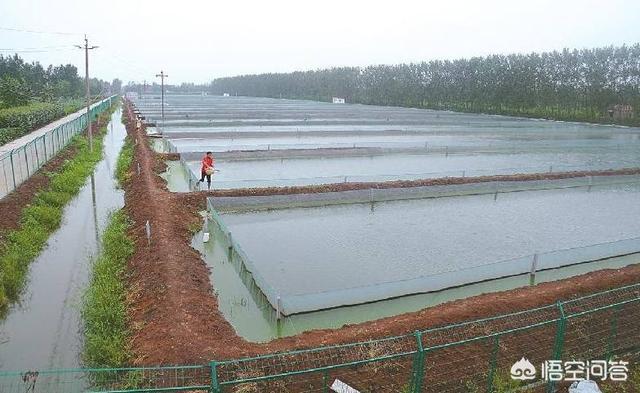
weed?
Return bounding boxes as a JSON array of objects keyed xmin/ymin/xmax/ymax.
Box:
[
  {"xmin": 82, "ymin": 209, "xmax": 134, "ymax": 368},
  {"xmin": 188, "ymin": 219, "xmax": 203, "ymax": 235},
  {"xmin": 492, "ymin": 370, "xmax": 523, "ymax": 393},
  {"xmin": 116, "ymin": 136, "xmax": 134, "ymax": 187}
]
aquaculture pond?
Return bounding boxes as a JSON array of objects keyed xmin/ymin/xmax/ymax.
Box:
[
  {"xmin": 180, "ymin": 150, "xmax": 640, "ymax": 190},
  {"xmin": 196, "ymin": 181, "xmax": 640, "ymax": 341},
  {"xmin": 134, "ymin": 95, "xmax": 640, "ymax": 190}
]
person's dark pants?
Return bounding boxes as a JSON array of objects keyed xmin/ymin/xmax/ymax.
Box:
[{"xmin": 199, "ymin": 170, "xmax": 211, "ymax": 189}]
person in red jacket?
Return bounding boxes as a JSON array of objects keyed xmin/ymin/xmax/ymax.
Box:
[{"xmin": 198, "ymin": 151, "xmax": 215, "ymax": 189}]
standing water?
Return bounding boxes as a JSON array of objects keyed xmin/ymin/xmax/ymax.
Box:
[{"xmin": 0, "ymin": 109, "xmax": 126, "ymax": 370}]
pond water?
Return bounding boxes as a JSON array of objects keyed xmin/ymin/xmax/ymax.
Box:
[
  {"xmin": 134, "ymin": 96, "xmax": 640, "ymax": 143},
  {"xmin": 195, "ymin": 184, "xmax": 640, "ymax": 342},
  {"xmin": 218, "ymin": 183, "xmax": 640, "ymax": 300},
  {"xmin": 180, "ymin": 150, "xmax": 640, "ymax": 189}
]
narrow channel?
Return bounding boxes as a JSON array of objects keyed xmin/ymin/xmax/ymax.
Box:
[{"xmin": 0, "ymin": 108, "xmax": 126, "ymax": 370}]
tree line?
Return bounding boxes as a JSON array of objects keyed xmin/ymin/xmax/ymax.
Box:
[
  {"xmin": 0, "ymin": 54, "xmax": 121, "ymax": 108},
  {"xmin": 207, "ymin": 44, "xmax": 640, "ymax": 125}
]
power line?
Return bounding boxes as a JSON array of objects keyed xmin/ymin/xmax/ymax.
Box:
[
  {"xmin": 0, "ymin": 46, "xmax": 75, "ymax": 53},
  {"xmin": 0, "ymin": 26, "xmax": 80, "ymax": 36},
  {"xmin": 99, "ymin": 52, "xmax": 149, "ymax": 76},
  {"xmin": 0, "ymin": 45, "xmax": 73, "ymax": 50}
]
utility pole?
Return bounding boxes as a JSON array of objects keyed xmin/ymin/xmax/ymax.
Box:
[
  {"xmin": 155, "ymin": 70, "xmax": 168, "ymax": 130},
  {"xmin": 75, "ymin": 35, "xmax": 98, "ymax": 151}
]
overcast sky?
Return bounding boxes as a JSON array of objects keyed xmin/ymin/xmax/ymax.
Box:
[{"xmin": 1, "ymin": 0, "xmax": 639, "ymax": 84}]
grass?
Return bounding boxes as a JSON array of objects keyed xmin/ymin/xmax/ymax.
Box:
[
  {"xmin": 0, "ymin": 108, "xmax": 115, "ymax": 311},
  {"xmin": 116, "ymin": 136, "xmax": 134, "ymax": 187},
  {"xmin": 83, "ymin": 120, "xmax": 135, "ymax": 369},
  {"xmin": 82, "ymin": 209, "xmax": 134, "ymax": 368}
]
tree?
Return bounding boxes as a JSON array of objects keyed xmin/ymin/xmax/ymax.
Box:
[
  {"xmin": 0, "ymin": 75, "xmax": 31, "ymax": 107},
  {"xmin": 111, "ymin": 78, "xmax": 122, "ymax": 94},
  {"xmin": 207, "ymin": 44, "xmax": 640, "ymax": 125}
]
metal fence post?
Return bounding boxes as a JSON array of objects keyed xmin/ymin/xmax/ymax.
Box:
[
  {"xmin": 24, "ymin": 148, "xmax": 30, "ymax": 175},
  {"xmin": 487, "ymin": 335, "xmax": 500, "ymax": 393},
  {"xmin": 606, "ymin": 304, "xmax": 621, "ymax": 360},
  {"xmin": 9, "ymin": 151, "xmax": 17, "ymax": 189},
  {"xmin": 34, "ymin": 140, "xmax": 40, "ymax": 168},
  {"xmin": 547, "ymin": 301, "xmax": 567, "ymax": 393},
  {"xmin": 210, "ymin": 361, "xmax": 221, "ymax": 393},
  {"xmin": 227, "ymin": 232, "xmax": 234, "ymax": 261},
  {"xmin": 412, "ymin": 331, "xmax": 425, "ymax": 393}
]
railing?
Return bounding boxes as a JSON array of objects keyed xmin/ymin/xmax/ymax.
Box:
[
  {"xmin": 213, "ymin": 283, "xmax": 640, "ymax": 392},
  {"xmin": 1, "ymin": 282, "xmax": 639, "ymax": 392},
  {"xmin": 0, "ymin": 96, "xmax": 118, "ymax": 199}
]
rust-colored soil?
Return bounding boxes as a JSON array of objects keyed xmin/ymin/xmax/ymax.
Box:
[
  {"xmin": 157, "ymin": 152, "xmax": 179, "ymax": 161},
  {"xmin": 121, "ymin": 102, "xmax": 640, "ymax": 366}
]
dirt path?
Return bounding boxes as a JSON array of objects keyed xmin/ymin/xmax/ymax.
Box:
[
  {"xmin": 122, "ymin": 106, "xmax": 248, "ymax": 364},
  {"xmin": 122, "ymin": 102, "xmax": 640, "ymax": 365}
]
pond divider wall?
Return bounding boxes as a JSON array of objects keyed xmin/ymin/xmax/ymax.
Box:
[
  {"xmin": 173, "ymin": 142, "xmax": 635, "ymax": 161},
  {"xmin": 206, "ymin": 177, "xmax": 640, "ymax": 315},
  {"xmin": 207, "ymin": 200, "xmax": 283, "ymax": 318},
  {"xmin": 210, "ymin": 174, "xmax": 640, "ymax": 212},
  {"xmin": 180, "ymin": 155, "xmax": 202, "ymax": 191}
]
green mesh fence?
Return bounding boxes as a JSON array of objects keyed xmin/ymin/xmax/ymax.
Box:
[
  {"xmin": 2, "ymin": 283, "xmax": 640, "ymax": 392},
  {"xmin": 0, "ymin": 96, "xmax": 117, "ymax": 199}
]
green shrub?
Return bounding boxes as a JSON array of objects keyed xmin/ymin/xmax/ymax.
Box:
[
  {"xmin": 0, "ymin": 127, "xmax": 25, "ymax": 145},
  {"xmin": 0, "ymin": 102, "xmax": 65, "ymax": 130},
  {"xmin": 62, "ymin": 99, "xmax": 84, "ymax": 115}
]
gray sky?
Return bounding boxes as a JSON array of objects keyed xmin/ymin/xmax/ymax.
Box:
[{"xmin": 1, "ymin": 0, "xmax": 639, "ymax": 84}]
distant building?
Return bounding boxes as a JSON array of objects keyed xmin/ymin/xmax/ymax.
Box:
[
  {"xmin": 125, "ymin": 92, "xmax": 138, "ymax": 100},
  {"xmin": 332, "ymin": 97, "xmax": 346, "ymax": 104},
  {"xmin": 607, "ymin": 104, "xmax": 633, "ymax": 120}
]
